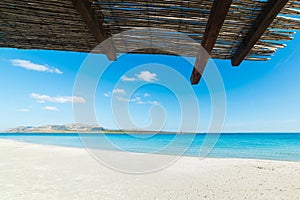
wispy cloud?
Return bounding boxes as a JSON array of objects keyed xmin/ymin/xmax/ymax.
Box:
[
  {"xmin": 104, "ymin": 89, "xmax": 126, "ymax": 99},
  {"xmin": 104, "ymin": 92, "xmax": 111, "ymax": 97},
  {"xmin": 30, "ymin": 93, "xmax": 85, "ymax": 104},
  {"xmin": 105, "ymin": 88, "xmax": 158, "ymax": 105},
  {"xmin": 16, "ymin": 108, "xmax": 29, "ymax": 112},
  {"xmin": 137, "ymin": 71, "xmax": 158, "ymax": 82},
  {"xmin": 121, "ymin": 75, "xmax": 136, "ymax": 82},
  {"xmin": 121, "ymin": 71, "xmax": 158, "ymax": 82},
  {"xmin": 116, "ymin": 96, "xmax": 142, "ymax": 103},
  {"xmin": 43, "ymin": 106, "xmax": 59, "ymax": 111},
  {"xmin": 112, "ymin": 88, "xmax": 126, "ymax": 95},
  {"xmin": 115, "ymin": 95, "xmax": 159, "ymax": 105},
  {"xmin": 11, "ymin": 59, "xmax": 63, "ymax": 74},
  {"xmin": 148, "ymin": 101, "xmax": 159, "ymax": 105}
]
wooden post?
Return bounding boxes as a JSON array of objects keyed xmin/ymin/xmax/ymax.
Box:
[
  {"xmin": 71, "ymin": 0, "xmax": 117, "ymax": 60},
  {"xmin": 190, "ymin": 0, "xmax": 232, "ymax": 85},
  {"xmin": 231, "ymin": 0, "xmax": 289, "ymax": 66}
]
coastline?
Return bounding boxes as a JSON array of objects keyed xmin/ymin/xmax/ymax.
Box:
[
  {"xmin": 0, "ymin": 130, "xmax": 180, "ymax": 134},
  {"xmin": 1, "ymin": 131, "xmax": 300, "ymax": 134},
  {"xmin": 1, "ymin": 139, "xmax": 300, "ymax": 199}
]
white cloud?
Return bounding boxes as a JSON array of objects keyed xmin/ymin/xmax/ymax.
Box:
[
  {"xmin": 115, "ymin": 96, "xmax": 130, "ymax": 102},
  {"xmin": 137, "ymin": 71, "xmax": 158, "ymax": 82},
  {"xmin": 133, "ymin": 97, "xmax": 141, "ymax": 102},
  {"xmin": 121, "ymin": 75, "xmax": 136, "ymax": 82},
  {"xmin": 30, "ymin": 93, "xmax": 85, "ymax": 104},
  {"xmin": 137, "ymin": 100, "xmax": 146, "ymax": 104},
  {"xmin": 16, "ymin": 108, "xmax": 29, "ymax": 112},
  {"xmin": 110, "ymin": 88, "xmax": 158, "ymax": 105},
  {"xmin": 115, "ymin": 95, "xmax": 158, "ymax": 105},
  {"xmin": 148, "ymin": 101, "xmax": 159, "ymax": 105},
  {"xmin": 43, "ymin": 106, "xmax": 59, "ymax": 111},
  {"xmin": 37, "ymin": 100, "xmax": 46, "ymax": 103},
  {"xmin": 112, "ymin": 88, "xmax": 126, "ymax": 95},
  {"xmin": 11, "ymin": 59, "xmax": 63, "ymax": 74},
  {"xmin": 104, "ymin": 92, "xmax": 111, "ymax": 97},
  {"xmin": 121, "ymin": 71, "xmax": 158, "ymax": 82},
  {"xmin": 115, "ymin": 96, "xmax": 140, "ymax": 103}
]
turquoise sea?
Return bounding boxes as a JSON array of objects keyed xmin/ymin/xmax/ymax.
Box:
[{"xmin": 1, "ymin": 133, "xmax": 300, "ymax": 162}]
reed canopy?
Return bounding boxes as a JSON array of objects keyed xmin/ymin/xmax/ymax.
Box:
[{"xmin": 1, "ymin": 0, "xmax": 300, "ymax": 83}]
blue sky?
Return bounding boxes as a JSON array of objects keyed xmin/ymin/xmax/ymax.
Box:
[{"xmin": 0, "ymin": 33, "xmax": 300, "ymax": 132}]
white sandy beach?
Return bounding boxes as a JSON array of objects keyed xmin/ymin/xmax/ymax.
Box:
[{"xmin": 0, "ymin": 139, "xmax": 300, "ymax": 200}]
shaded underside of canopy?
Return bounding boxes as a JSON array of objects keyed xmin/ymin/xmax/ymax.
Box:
[{"xmin": 0, "ymin": 0, "xmax": 299, "ymax": 61}]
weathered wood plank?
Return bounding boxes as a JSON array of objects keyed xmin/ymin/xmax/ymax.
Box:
[
  {"xmin": 71, "ymin": 0, "xmax": 116, "ymax": 60},
  {"xmin": 231, "ymin": 0, "xmax": 289, "ymax": 66},
  {"xmin": 190, "ymin": 0, "xmax": 233, "ymax": 84}
]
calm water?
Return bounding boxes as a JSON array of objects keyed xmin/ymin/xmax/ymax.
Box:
[{"xmin": 1, "ymin": 133, "xmax": 300, "ymax": 161}]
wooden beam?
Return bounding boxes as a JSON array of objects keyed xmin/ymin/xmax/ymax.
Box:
[
  {"xmin": 190, "ymin": 0, "xmax": 232, "ymax": 85},
  {"xmin": 231, "ymin": 0, "xmax": 289, "ymax": 66},
  {"xmin": 71, "ymin": 0, "xmax": 116, "ymax": 60}
]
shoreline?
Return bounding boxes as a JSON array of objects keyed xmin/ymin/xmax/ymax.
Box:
[
  {"xmin": 1, "ymin": 137, "xmax": 300, "ymax": 163},
  {"xmin": 1, "ymin": 131, "xmax": 300, "ymax": 134},
  {"xmin": 1, "ymin": 139, "xmax": 300, "ymax": 199}
]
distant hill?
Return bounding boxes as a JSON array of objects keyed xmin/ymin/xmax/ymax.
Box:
[
  {"xmin": 2, "ymin": 124, "xmax": 182, "ymax": 134},
  {"xmin": 3, "ymin": 124, "xmax": 105, "ymax": 133}
]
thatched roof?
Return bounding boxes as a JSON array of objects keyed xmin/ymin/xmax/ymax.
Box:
[{"xmin": 0, "ymin": 0, "xmax": 300, "ymax": 83}]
